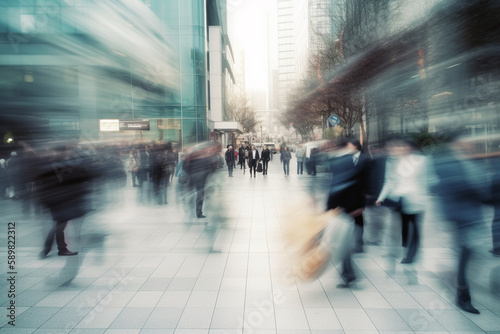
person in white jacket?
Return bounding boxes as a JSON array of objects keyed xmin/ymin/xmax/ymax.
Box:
[{"xmin": 376, "ymin": 137, "xmax": 429, "ymax": 264}]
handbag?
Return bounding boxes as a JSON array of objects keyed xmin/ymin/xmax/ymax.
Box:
[{"xmin": 257, "ymin": 162, "xmax": 263, "ymax": 172}]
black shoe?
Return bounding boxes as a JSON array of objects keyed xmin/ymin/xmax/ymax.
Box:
[
  {"xmin": 58, "ymin": 249, "xmax": 78, "ymax": 256},
  {"xmin": 489, "ymin": 249, "xmax": 500, "ymax": 257},
  {"xmin": 197, "ymin": 214, "xmax": 206, "ymax": 218},
  {"xmin": 39, "ymin": 248, "xmax": 50, "ymax": 259},
  {"xmin": 337, "ymin": 275, "xmax": 356, "ymax": 288},
  {"xmin": 457, "ymin": 299, "xmax": 480, "ymax": 314},
  {"xmin": 401, "ymin": 258, "xmax": 413, "ymax": 264}
]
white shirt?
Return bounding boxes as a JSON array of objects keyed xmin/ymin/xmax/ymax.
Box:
[{"xmin": 377, "ymin": 153, "xmax": 429, "ymax": 214}]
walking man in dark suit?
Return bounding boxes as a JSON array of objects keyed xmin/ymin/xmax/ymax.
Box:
[
  {"xmin": 327, "ymin": 138, "xmax": 368, "ymax": 286},
  {"xmin": 248, "ymin": 144, "xmax": 260, "ymax": 177}
]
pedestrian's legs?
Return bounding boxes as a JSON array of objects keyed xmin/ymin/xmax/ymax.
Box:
[
  {"xmin": 228, "ymin": 164, "xmax": 233, "ymax": 177},
  {"xmin": 263, "ymin": 160, "xmax": 268, "ymax": 175},
  {"xmin": 401, "ymin": 212, "xmax": 409, "ymax": 247},
  {"xmin": 131, "ymin": 172, "xmax": 138, "ymax": 186},
  {"xmin": 297, "ymin": 161, "xmax": 300, "ymax": 174},
  {"xmin": 401, "ymin": 213, "xmax": 419, "ymax": 263},
  {"xmin": 195, "ymin": 182, "xmax": 205, "ymax": 217},
  {"xmin": 353, "ymin": 214, "xmax": 364, "ymax": 252},
  {"xmin": 340, "ymin": 251, "xmax": 356, "ymax": 286},
  {"xmin": 456, "ymin": 245, "xmax": 479, "ymax": 313},
  {"xmin": 55, "ymin": 220, "xmax": 68, "ymax": 251},
  {"xmin": 492, "ymin": 204, "xmax": 500, "ymax": 253}
]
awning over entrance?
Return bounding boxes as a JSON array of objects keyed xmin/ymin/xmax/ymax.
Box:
[{"xmin": 213, "ymin": 121, "xmax": 244, "ymax": 133}]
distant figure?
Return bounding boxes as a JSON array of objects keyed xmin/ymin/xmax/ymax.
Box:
[
  {"xmin": 261, "ymin": 145, "xmax": 271, "ymax": 175},
  {"xmin": 248, "ymin": 144, "xmax": 260, "ymax": 177},
  {"xmin": 37, "ymin": 146, "xmax": 92, "ymax": 257},
  {"xmin": 295, "ymin": 144, "xmax": 306, "ymax": 175},
  {"xmin": 432, "ymin": 136, "xmax": 488, "ymax": 314},
  {"xmin": 281, "ymin": 146, "xmax": 292, "ymax": 176},
  {"xmin": 0, "ymin": 159, "xmax": 7, "ymax": 199},
  {"xmin": 225, "ymin": 144, "xmax": 236, "ymax": 177},
  {"xmin": 238, "ymin": 144, "xmax": 246, "ymax": 170},
  {"xmin": 127, "ymin": 148, "xmax": 141, "ymax": 187},
  {"xmin": 157, "ymin": 142, "xmax": 176, "ymax": 204},
  {"xmin": 6, "ymin": 151, "xmax": 21, "ymax": 198},
  {"xmin": 309, "ymin": 147, "xmax": 318, "ymax": 175}
]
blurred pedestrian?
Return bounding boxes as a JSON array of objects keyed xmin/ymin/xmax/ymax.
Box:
[
  {"xmin": 363, "ymin": 144, "xmax": 388, "ymax": 245},
  {"xmin": 309, "ymin": 147, "xmax": 318, "ymax": 176},
  {"xmin": 184, "ymin": 142, "xmax": 220, "ymax": 218},
  {"xmin": 238, "ymin": 144, "xmax": 246, "ymax": 169},
  {"xmin": 281, "ymin": 146, "xmax": 292, "ymax": 176},
  {"xmin": 225, "ymin": 144, "xmax": 236, "ymax": 177},
  {"xmin": 6, "ymin": 151, "xmax": 21, "ymax": 198},
  {"xmin": 432, "ymin": 136, "xmax": 488, "ymax": 314},
  {"xmin": 490, "ymin": 153, "xmax": 500, "ymax": 257},
  {"xmin": 346, "ymin": 138, "xmax": 370, "ymax": 253},
  {"xmin": 157, "ymin": 142, "xmax": 176, "ymax": 204},
  {"xmin": 261, "ymin": 144, "xmax": 271, "ymax": 175},
  {"xmin": 0, "ymin": 159, "xmax": 7, "ymax": 199},
  {"xmin": 326, "ymin": 139, "xmax": 367, "ymax": 287},
  {"xmin": 139, "ymin": 144, "xmax": 150, "ymax": 184},
  {"xmin": 296, "ymin": 144, "xmax": 306, "ymax": 175},
  {"xmin": 376, "ymin": 137, "xmax": 428, "ymax": 264},
  {"xmin": 248, "ymin": 144, "xmax": 260, "ymax": 177},
  {"xmin": 127, "ymin": 148, "xmax": 141, "ymax": 187},
  {"xmin": 37, "ymin": 146, "xmax": 93, "ymax": 257},
  {"xmin": 238, "ymin": 144, "xmax": 246, "ymax": 170}
]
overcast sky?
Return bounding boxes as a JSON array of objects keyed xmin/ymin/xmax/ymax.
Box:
[{"xmin": 228, "ymin": 0, "xmax": 277, "ymax": 91}]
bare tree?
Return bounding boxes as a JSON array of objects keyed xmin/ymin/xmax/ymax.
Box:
[{"xmin": 225, "ymin": 93, "xmax": 259, "ymax": 133}]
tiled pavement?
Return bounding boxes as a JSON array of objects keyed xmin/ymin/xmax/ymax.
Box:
[{"xmin": 1, "ymin": 157, "xmax": 500, "ymax": 333}]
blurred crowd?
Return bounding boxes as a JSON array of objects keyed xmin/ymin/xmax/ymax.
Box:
[
  {"xmin": 0, "ymin": 139, "xmax": 225, "ymax": 256},
  {"xmin": 299, "ymin": 134, "xmax": 500, "ymax": 314}
]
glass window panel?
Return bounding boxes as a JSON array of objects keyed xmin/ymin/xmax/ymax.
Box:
[
  {"xmin": 181, "ymin": 75, "xmax": 195, "ymax": 105},
  {"xmin": 197, "ymin": 106, "xmax": 206, "ymax": 119},
  {"xmin": 182, "ymin": 118, "xmax": 197, "ymax": 146},
  {"xmin": 179, "ymin": 0, "xmax": 203, "ymax": 27},
  {"xmin": 195, "ymin": 75, "xmax": 206, "ymax": 106},
  {"xmin": 182, "ymin": 105, "xmax": 196, "ymax": 118},
  {"xmin": 197, "ymin": 119, "xmax": 207, "ymax": 141}
]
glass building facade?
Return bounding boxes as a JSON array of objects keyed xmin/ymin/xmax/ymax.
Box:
[{"xmin": 0, "ymin": 0, "xmax": 225, "ymax": 149}]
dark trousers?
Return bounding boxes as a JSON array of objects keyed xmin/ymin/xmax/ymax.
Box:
[
  {"xmin": 492, "ymin": 204, "xmax": 500, "ymax": 252},
  {"xmin": 249, "ymin": 161, "xmax": 257, "ymax": 176},
  {"xmin": 239, "ymin": 160, "xmax": 245, "ymax": 169},
  {"xmin": 283, "ymin": 161, "xmax": 290, "ymax": 175},
  {"xmin": 45, "ymin": 220, "xmax": 68, "ymax": 252},
  {"xmin": 195, "ymin": 182, "xmax": 205, "ymax": 216},
  {"xmin": 353, "ymin": 214, "xmax": 364, "ymax": 249},
  {"xmin": 297, "ymin": 161, "xmax": 303, "ymax": 174},
  {"xmin": 262, "ymin": 160, "xmax": 269, "ymax": 175},
  {"xmin": 401, "ymin": 213, "xmax": 419, "ymax": 261},
  {"xmin": 228, "ymin": 163, "xmax": 234, "ymax": 176}
]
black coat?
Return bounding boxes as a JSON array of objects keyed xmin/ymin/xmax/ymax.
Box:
[
  {"xmin": 225, "ymin": 149, "xmax": 236, "ymax": 166},
  {"xmin": 37, "ymin": 157, "xmax": 92, "ymax": 222},
  {"xmin": 248, "ymin": 149, "xmax": 260, "ymax": 166},
  {"xmin": 238, "ymin": 147, "xmax": 246, "ymax": 163},
  {"xmin": 327, "ymin": 152, "xmax": 369, "ymax": 213},
  {"xmin": 261, "ymin": 149, "xmax": 271, "ymax": 161}
]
